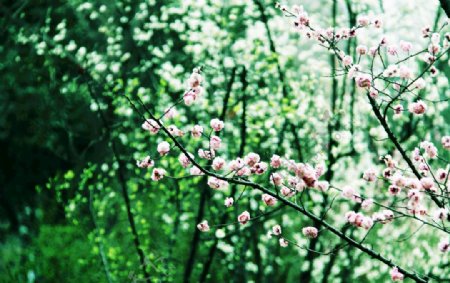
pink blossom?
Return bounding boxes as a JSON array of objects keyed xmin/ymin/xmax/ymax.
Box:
[
  {"xmin": 361, "ymin": 217, "xmax": 374, "ymax": 229},
  {"xmin": 390, "ymin": 267, "xmax": 404, "ymax": 282},
  {"xmin": 342, "ymin": 186, "xmax": 356, "ymax": 199},
  {"xmin": 224, "ymin": 197, "xmax": 234, "ymax": 207},
  {"xmin": 356, "ymin": 45, "xmax": 368, "ymax": 55},
  {"xmin": 210, "ymin": 118, "xmax": 224, "ymax": 132},
  {"xmin": 142, "ymin": 119, "xmax": 160, "ymax": 134},
  {"xmin": 183, "ymin": 87, "xmax": 203, "ymax": 106},
  {"xmin": 383, "ymin": 168, "xmax": 394, "ymax": 179},
  {"xmin": 164, "ymin": 107, "xmax": 178, "ymax": 119},
  {"xmin": 157, "ymin": 141, "xmax": 170, "ymax": 156},
  {"xmin": 407, "ymin": 189, "xmax": 422, "ymax": 203},
  {"xmin": 438, "ymin": 239, "xmax": 449, "ymax": 252},
  {"xmin": 236, "ymin": 167, "xmax": 251, "ymax": 176},
  {"xmin": 197, "ymin": 220, "xmax": 210, "ymax": 232},
  {"xmin": 428, "ymin": 43, "xmax": 440, "ymax": 55},
  {"xmin": 420, "ymin": 141, "xmax": 437, "ymax": 159},
  {"xmin": 244, "ymin": 153, "xmax": 260, "ymax": 167},
  {"xmin": 347, "ymin": 65, "xmax": 360, "ymax": 79},
  {"xmin": 198, "ymin": 149, "xmax": 215, "ymax": 160},
  {"xmin": 302, "ymin": 226, "xmax": 318, "ymax": 239},
  {"xmin": 383, "ymin": 65, "xmax": 399, "ymax": 77},
  {"xmin": 151, "ymin": 168, "xmax": 166, "ymax": 181},
  {"xmin": 345, "ymin": 211, "xmax": 373, "ymax": 229},
  {"xmin": 373, "ymin": 18, "xmax": 382, "ymax": 28},
  {"xmin": 342, "ymin": 55, "xmax": 353, "ymax": 66},
  {"xmin": 412, "ymin": 148, "xmax": 422, "ymax": 162},
  {"xmin": 272, "ymin": 225, "xmax": 282, "ymax": 235},
  {"xmin": 441, "ymin": 136, "xmax": 450, "ymax": 149},
  {"xmin": 420, "ymin": 177, "xmax": 434, "ymax": 191},
  {"xmin": 436, "ymin": 168, "xmax": 447, "ymax": 181},
  {"xmin": 262, "ymin": 193, "xmax": 277, "ymax": 206},
  {"xmin": 281, "ymin": 186, "xmax": 295, "ymax": 197},
  {"xmin": 168, "ymin": 125, "xmax": 184, "ymax": 137},
  {"xmin": 279, "ymin": 238, "xmax": 289, "ymax": 247},
  {"xmin": 393, "ymin": 104, "xmax": 404, "ymax": 115},
  {"xmin": 190, "ymin": 166, "xmax": 204, "ymax": 176},
  {"xmin": 384, "ymin": 155, "xmax": 396, "ymax": 169},
  {"xmin": 431, "ymin": 33, "xmax": 441, "ymax": 44},
  {"xmin": 210, "ymin": 135, "xmax": 222, "ymax": 150},
  {"xmin": 433, "ymin": 208, "xmax": 448, "ymax": 220},
  {"xmin": 252, "ymin": 162, "xmax": 268, "ymax": 175},
  {"xmin": 372, "ymin": 210, "xmax": 394, "ymax": 224},
  {"xmin": 212, "ymin": 157, "xmax": 226, "ymax": 171},
  {"xmin": 407, "ymin": 178, "xmax": 423, "ymax": 190},
  {"xmin": 399, "ymin": 40, "xmax": 412, "ymax": 52},
  {"xmin": 412, "ymin": 78, "xmax": 426, "ymax": 90},
  {"xmin": 399, "ymin": 66, "xmax": 412, "ymax": 79},
  {"xmin": 191, "ymin": 125, "xmax": 203, "ymax": 138},
  {"xmin": 238, "ymin": 211, "xmax": 251, "ymax": 225},
  {"xmin": 361, "ymin": 199, "xmax": 374, "ymax": 210},
  {"xmin": 430, "ymin": 66, "xmax": 439, "ymax": 77},
  {"xmin": 297, "ymin": 164, "xmax": 317, "ymax": 187},
  {"xmin": 270, "ymin": 173, "xmax": 283, "ymax": 186},
  {"xmin": 178, "ymin": 153, "xmax": 193, "ymax": 168},
  {"xmin": 392, "ymin": 175, "xmax": 406, "ymax": 188},
  {"xmin": 388, "ymin": 185, "xmax": 401, "ymax": 195},
  {"xmin": 369, "ymin": 88, "xmax": 378, "ymax": 99},
  {"xmin": 229, "ymin": 158, "xmax": 245, "ymax": 171},
  {"xmin": 408, "ymin": 100, "xmax": 427, "ymax": 115},
  {"xmin": 315, "ymin": 163, "xmax": 325, "ymax": 177},
  {"xmin": 355, "ymin": 74, "xmax": 372, "ymax": 88},
  {"xmin": 207, "ymin": 177, "xmax": 228, "ymax": 190},
  {"xmin": 187, "ymin": 71, "xmax": 203, "ymax": 88},
  {"xmin": 387, "ymin": 45, "xmax": 398, "ymax": 56},
  {"xmin": 136, "ymin": 156, "xmax": 154, "ymax": 168},
  {"xmin": 293, "ymin": 5, "xmax": 309, "ymax": 28},
  {"xmin": 183, "ymin": 93, "xmax": 196, "ymax": 106},
  {"xmin": 315, "ymin": 180, "xmax": 329, "ymax": 192},
  {"xmin": 363, "ymin": 168, "xmax": 377, "ymax": 182},
  {"xmin": 357, "ymin": 15, "xmax": 370, "ymax": 26},
  {"xmin": 270, "ymin": 154, "xmax": 282, "ymax": 168}
]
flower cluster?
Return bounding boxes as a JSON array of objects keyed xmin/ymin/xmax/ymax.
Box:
[
  {"xmin": 183, "ymin": 68, "xmax": 204, "ymax": 106},
  {"xmin": 345, "ymin": 211, "xmax": 374, "ymax": 230}
]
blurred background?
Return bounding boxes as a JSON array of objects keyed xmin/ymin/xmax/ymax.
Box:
[{"xmin": 0, "ymin": 0, "xmax": 448, "ymax": 282}]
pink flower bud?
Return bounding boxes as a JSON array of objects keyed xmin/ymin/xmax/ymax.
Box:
[
  {"xmin": 390, "ymin": 267, "xmax": 404, "ymax": 282},
  {"xmin": 157, "ymin": 141, "xmax": 170, "ymax": 156},
  {"xmin": 197, "ymin": 220, "xmax": 210, "ymax": 232},
  {"xmin": 262, "ymin": 193, "xmax": 278, "ymax": 206},
  {"xmin": 224, "ymin": 197, "xmax": 234, "ymax": 207},
  {"xmin": 302, "ymin": 226, "xmax": 318, "ymax": 238},
  {"xmin": 136, "ymin": 156, "xmax": 154, "ymax": 168},
  {"xmin": 210, "ymin": 135, "xmax": 222, "ymax": 150},
  {"xmin": 142, "ymin": 119, "xmax": 160, "ymax": 134},
  {"xmin": 212, "ymin": 157, "xmax": 226, "ymax": 171},
  {"xmin": 441, "ymin": 136, "xmax": 450, "ymax": 149},
  {"xmin": 408, "ymin": 100, "xmax": 427, "ymax": 115},
  {"xmin": 210, "ymin": 118, "xmax": 224, "ymax": 132},
  {"xmin": 238, "ymin": 211, "xmax": 251, "ymax": 225},
  {"xmin": 191, "ymin": 125, "xmax": 203, "ymax": 138},
  {"xmin": 272, "ymin": 224, "xmax": 282, "ymax": 235},
  {"xmin": 270, "ymin": 154, "xmax": 282, "ymax": 168},
  {"xmin": 151, "ymin": 168, "xmax": 166, "ymax": 181},
  {"xmin": 244, "ymin": 152, "xmax": 260, "ymax": 167}
]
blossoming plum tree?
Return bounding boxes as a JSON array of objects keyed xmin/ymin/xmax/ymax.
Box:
[
  {"xmin": 18, "ymin": 0, "xmax": 450, "ymax": 281},
  {"xmin": 133, "ymin": 3, "xmax": 450, "ymax": 282}
]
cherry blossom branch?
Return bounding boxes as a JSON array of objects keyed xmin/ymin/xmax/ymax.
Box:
[{"xmin": 129, "ymin": 97, "xmax": 427, "ymax": 282}]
